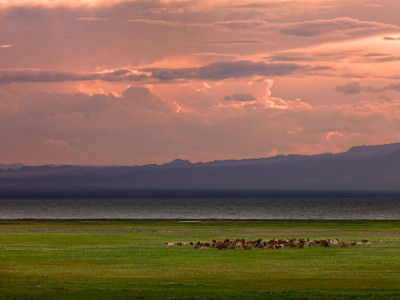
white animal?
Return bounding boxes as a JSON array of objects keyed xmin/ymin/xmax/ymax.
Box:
[
  {"xmin": 356, "ymin": 242, "xmax": 362, "ymax": 246},
  {"xmin": 366, "ymin": 242, "xmax": 372, "ymax": 246},
  {"xmin": 165, "ymin": 242, "xmax": 174, "ymax": 248}
]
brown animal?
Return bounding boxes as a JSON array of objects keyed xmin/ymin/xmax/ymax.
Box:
[
  {"xmin": 255, "ymin": 244, "xmax": 264, "ymax": 249},
  {"xmin": 243, "ymin": 244, "xmax": 252, "ymax": 250},
  {"xmin": 216, "ymin": 243, "xmax": 225, "ymax": 250}
]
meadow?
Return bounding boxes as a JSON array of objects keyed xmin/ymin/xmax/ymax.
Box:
[{"xmin": 0, "ymin": 220, "xmax": 399, "ymax": 299}]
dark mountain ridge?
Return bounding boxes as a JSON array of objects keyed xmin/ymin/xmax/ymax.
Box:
[{"xmin": 1, "ymin": 142, "xmax": 400, "ymax": 196}]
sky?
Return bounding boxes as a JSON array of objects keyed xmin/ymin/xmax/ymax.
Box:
[{"xmin": 1, "ymin": 0, "xmax": 400, "ymax": 165}]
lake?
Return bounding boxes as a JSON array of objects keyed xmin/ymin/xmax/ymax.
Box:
[{"xmin": 1, "ymin": 195, "xmax": 400, "ymax": 219}]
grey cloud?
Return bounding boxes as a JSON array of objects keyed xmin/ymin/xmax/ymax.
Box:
[
  {"xmin": 383, "ymin": 36, "xmax": 400, "ymax": 40},
  {"xmin": 122, "ymin": 86, "xmax": 175, "ymax": 112},
  {"xmin": 203, "ymin": 40, "xmax": 262, "ymax": 44},
  {"xmin": 76, "ymin": 17, "xmax": 108, "ymax": 22},
  {"xmin": 223, "ymin": 93, "xmax": 256, "ymax": 102},
  {"xmin": 281, "ymin": 17, "xmax": 398, "ymax": 37},
  {"xmin": 336, "ymin": 82, "xmax": 400, "ymax": 94},
  {"xmin": 269, "ymin": 50, "xmax": 364, "ymax": 62},
  {"xmin": 336, "ymin": 82, "xmax": 363, "ymax": 94},
  {"xmin": 214, "ymin": 20, "xmax": 273, "ymax": 31},
  {"xmin": 214, "ymin": 17, "xmax": 398, "ymax": 39},
  {"xmin": 271, "ymin": 50, "xmax": 400, "ymax": 64},
  {"xmin": 361, "ymin": 53, "xmax": 400, "ymax": 63},
  {"xmin": 0, "ymin": 86, "xmax": 174, "ymax": 118},
  {"xmin": 125, "ymin": 19, "xmax": 183, "ymax": 26},
  {"xmin": 0, "ymin": 69, "xmax": 147, "ymax": 83},
  {"xmin": 0, "ymin": 61, "xmax": 322, "ymax": 83},
  {"xmin": 144, "ymin": 60, "xmax": 322, "ymax": 81},
  {"xmin": 269, "ymin": 53, "xmax": 311, "ymax": 62}
]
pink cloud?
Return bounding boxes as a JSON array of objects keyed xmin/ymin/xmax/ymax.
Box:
[{"xmin": 1, "ymin": 0, "xmax": 400, "ymax": 164}]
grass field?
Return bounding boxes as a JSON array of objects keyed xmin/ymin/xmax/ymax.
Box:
[{"xmin": 0, "ymin": 220, "xmax": 399, "ymax": 299}]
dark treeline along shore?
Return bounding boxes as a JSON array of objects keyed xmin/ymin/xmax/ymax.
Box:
[{"xmin": 1, "ymin": 143, "xmax": 400, "ymax": 197}]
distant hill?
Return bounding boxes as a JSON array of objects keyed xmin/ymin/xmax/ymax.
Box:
[
  {"xmin": 1, "ymin": 142, "xmax": 400, "ymax": 196},
  {"xmin": 0, "ymin": 163, "xmax": 25, "ymax": 170}
]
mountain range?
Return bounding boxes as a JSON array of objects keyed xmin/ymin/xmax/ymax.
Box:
[{"xmin": 1, "ymin": 142, "xmax": 400, "ymax": 196}]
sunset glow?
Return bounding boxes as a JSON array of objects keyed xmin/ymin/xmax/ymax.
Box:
[{"xmin": 1, "ymin": 0, "xmax": 400, "ymax": 165}]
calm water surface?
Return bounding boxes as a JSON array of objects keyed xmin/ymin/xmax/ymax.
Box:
[{"xmin": 1, "ymin": 197, "xmax": 400, "ymax": 219}]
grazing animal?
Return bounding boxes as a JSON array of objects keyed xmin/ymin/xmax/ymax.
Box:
[
  {"xmin": 165, "ymin": 242, "xmax": 174, "ymax": 248},
  {"xmin": 255, "ymin": 244, "xmax": 264, "ymax": 249},
  {"xmin": 216, "ymin": 243, "xmax": 225, "ymax": 250},
  {"xmin": 188, "ymin": 236, "xmax": 366, "ymax": 253},
  {"xmin": 177, "ymin": 242, "xmax": 182, "ymax": 246},
  {"xmin": 243, "ymin": 244, "xmax": 252, "ymax": 250},
  {"xmin": 380, "ymin": 240, "xmax": 385, "ymax": 244}
]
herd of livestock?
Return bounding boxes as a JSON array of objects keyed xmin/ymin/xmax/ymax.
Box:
[{"xmin": 165, "ymin": 237, "xmax": 384, "ymax": 250}]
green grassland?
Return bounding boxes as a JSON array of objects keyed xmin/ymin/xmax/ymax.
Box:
[{"xmin": 0, "ymin": 220, "xmax": 399, "ymax": 299}]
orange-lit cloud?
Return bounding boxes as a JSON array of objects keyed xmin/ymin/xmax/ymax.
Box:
[{"xmin": 2, "ymin": 0, "xmax": 400, "ymax": 164}]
